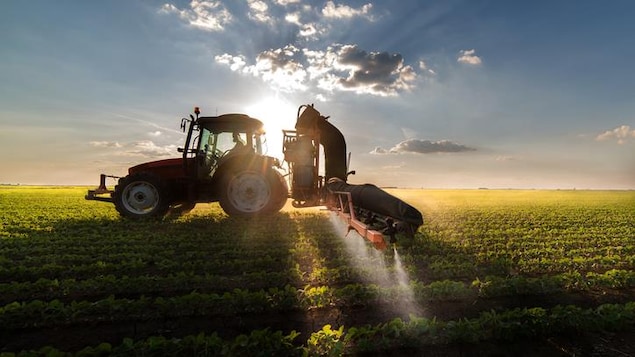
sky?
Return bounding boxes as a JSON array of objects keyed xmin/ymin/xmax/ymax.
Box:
[{"xmin": 1, "ymin": 0, "xmax": 634, "ymax": 189}]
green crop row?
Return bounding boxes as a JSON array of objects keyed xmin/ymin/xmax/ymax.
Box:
[
  {"xmin": 0, "ymin": 272, "xmax": 293, "ymax": 305},
  {"xmin": 345, "ymin": 302, "xmax": 635, "ymax": 353},
  {"xmin": 472, "ymin": 268, "xmax": 635, "ymax": 296},
  {"xmin": 4, "ymin": 267, "xmax": 635, "ymax": 331},
  {"xmin": 7, "ymin": 243, "xmax": 630, "ymax": 286},
  {"xmin": 4, "ymin": 302, "xmax": 635, "ymax": 356},
  {"xmin": 0, "ymin": 286, "xmax": 300, "ymax": 330},
  {"xmin": 0, "ymin": 253, "xmax": 296, "ymax": 283}
]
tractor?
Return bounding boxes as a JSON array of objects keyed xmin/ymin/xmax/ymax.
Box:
[
  {"xmin": 87, "ymin": 104, "xmax": 423, "ymax": 249},
  {"xmin": 86, "ymin": 107, "xmax": 288, "ymax": 218}
]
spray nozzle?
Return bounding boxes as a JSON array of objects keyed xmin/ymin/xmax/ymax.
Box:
[{"xmin": 382, "ymin": 218, "xmax": 397, "ymax": 244}]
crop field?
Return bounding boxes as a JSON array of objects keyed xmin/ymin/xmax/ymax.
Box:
[{"xmin": 1, "ymin": 186, "xmax": 634, "ymax": 356}]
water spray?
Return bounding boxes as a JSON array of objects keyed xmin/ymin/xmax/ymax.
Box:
[{"xmin": 329, "ymin": 212, "xmax": 419, "ymax": 314}]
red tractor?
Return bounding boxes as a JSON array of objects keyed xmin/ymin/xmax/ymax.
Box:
[
  {"xmin": 86, "ymin": 107, "xmax": 288, "ymax": 218},
  {"xmin": 87, "ymin": 105, "xmax": 423, "ymax": 249}
]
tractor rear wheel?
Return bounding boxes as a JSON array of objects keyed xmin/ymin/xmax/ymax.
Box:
[
  {"xmin": 270, "ymin": 170, "xmax": 289, "ymax": 212},
  {"xmin": 113, "ymin": 173, "xmax": 170, "ymax": 219},
  {"xmin": 219, "ymin": 168, "xmax": 287, "ymax": 216}
]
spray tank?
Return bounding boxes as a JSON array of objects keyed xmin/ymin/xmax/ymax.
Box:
[{"xmin": 283, "ymin": 104, "xmax": 423, "ymax": 249}]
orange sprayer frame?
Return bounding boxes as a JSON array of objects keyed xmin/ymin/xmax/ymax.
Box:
[{"xmin": 328, "ymin": 190, "xmax": 388, "ymax": 250}]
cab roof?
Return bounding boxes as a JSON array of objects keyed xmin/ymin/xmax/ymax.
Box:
[{"xmin": 197, "ymin": 114, "xmax": 265, "ymax": 134}]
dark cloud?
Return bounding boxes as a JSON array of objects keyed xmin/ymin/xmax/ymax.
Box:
[
  {"xmin": 372, "ymin": 139, "xmax": 476, "ymax": 154},
  {"xmin": 334, "ymin": 45, "xmax": 416, "ymax": 95}
]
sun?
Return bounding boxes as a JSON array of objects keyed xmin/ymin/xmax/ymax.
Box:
[{"xmin": 244, "ymin": 96, "xmax": 299, "ymax": 160}]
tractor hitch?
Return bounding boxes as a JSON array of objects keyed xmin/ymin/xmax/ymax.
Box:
[{"xmin": 85, "ymin": 174, "xmax": 118, "ymax": 202}]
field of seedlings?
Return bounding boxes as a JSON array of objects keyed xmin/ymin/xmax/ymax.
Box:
[{"xmin": 1, "ymin": 186, "xmax": 634, "ymax": 356}]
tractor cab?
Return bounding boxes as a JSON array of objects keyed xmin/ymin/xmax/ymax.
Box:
[{"xmin": 188, "ymin": 114, "xmax": 266, "ymax": 180}]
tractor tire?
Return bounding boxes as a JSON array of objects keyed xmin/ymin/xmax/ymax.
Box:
[
  {"xmin": 219, "ymin": 167, "xmax": 288, "ymax": 216},
  {"xmin": 270, "ymin": 169, "xmax": 289, "ymax": 212},
  {"xmin": 113, "ymin": 173, "xmax": 170, "ymax": 219}
]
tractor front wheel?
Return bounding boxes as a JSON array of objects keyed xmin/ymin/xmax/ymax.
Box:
[
  {"xmin": 113, "ymin": 173, "xmax": 170, "ymax": 219},
  {"xmin": 219, "ymin": 168, "xmax": 287, "ymax": 216}
]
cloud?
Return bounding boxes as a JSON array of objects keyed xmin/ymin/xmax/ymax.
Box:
[
  {"xmin": 162, "ymin": 1, "xmax": 374, "ymax": 37},
  {"xmin": 148, "ymin": 131, "xmax": 162, "ymax": 137},
  {"xmin": 457, "ymin": 49, "xmax": 482, "ymax": 65},
  {"xmin": 216, "ymin": 43, "xmax": 417, "ymax": 96},
  {"xmin": 282, "ymin": 9, "xmax": 328, "ymax": 40},
  {"xmin": 215, "ymin": 53, "xmax": 247, "ymax": 71},
  {"xmin": 284, "ymin": 12, "xmax": 302, "ymax": 26},
  {"xmin": 372, "ymin": 139, "xmax": 476, "ymax": 154},
  {"xmin": 126, "ymin": 141, "xmax": 178, "ymax": 158},
  {"xmin": 216, "ymin": 45, "xmax": 308, "ymax": 91},
  {"xmin": 251, "ymin": 46, "xmax": 308, "ymax": 91},
  {"xmin": 89, "ymin": 141, "xmax": 122, "ymax": 148},
  {"xmin": 419, "ymin": 60, "xmax": 436, "ymax": 75},
  {"xmin": 298, "ymin": 22, "xmax": 329, "ymax": 40},
  {"xmin": 159, "ymin": 1, "xmax": 231, "ymax": 31},
  {"xmin": 274, "ymin": 0, "xmax": 301, "ymax": 5},
  {"xmin": 247, "ymin": 0, "xmax": 274, "ymax": 25},
  {"xmin": 370, "ymin": 146, "xmax": 388, "ymax": 154},
  {"xmin": 315, "ymin": 93, "xmax": 328, "ymax": 102},
  {"xmin": 89, "ymin": 140, "xmax": 177, "ymax": 159},
  {"xmin": 595, "ymin": 125, "xmax": 635, "ymax": 144},
  {"xmin": 322, "ymin": 1, "xmax": 374, "ymax": 20},
  {"xmin": 329, "ymin": 44, "xmax": 417, "ymax": 95}
]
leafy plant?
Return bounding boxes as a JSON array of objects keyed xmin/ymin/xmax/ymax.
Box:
[{"xmin": 306, "ymin": 324, "xmax": 344, "ymax": 356}]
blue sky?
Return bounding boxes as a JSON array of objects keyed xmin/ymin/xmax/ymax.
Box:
[{"xmin": 1, "ymin": 0, "xmax": 634, "ymax": 188}]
